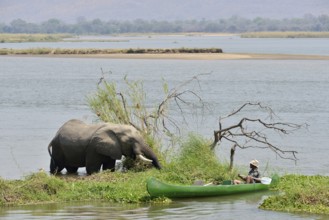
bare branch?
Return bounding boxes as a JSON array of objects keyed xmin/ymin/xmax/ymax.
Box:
[
  {"xmin": 98, "ymin": 68, "xmax": 112, "ymax": 85},
  {"xmin": 150, "ymin": 73, "xmax": 210, "ymax": 138},
  {"xmin": 222, "ymin": 102, "xmax": 276, "ymax": 119},
  {"xmin": 211, "ymin": 102, "xmax": 305, "ymax": 162},
  {"xmin": 116, "ymin": 92, "xmax": 128, "ymax": 118}
]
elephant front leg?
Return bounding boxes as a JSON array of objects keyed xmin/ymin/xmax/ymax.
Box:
[
  {"xmin": 85, "ymin": 150, "xmax": 103, "ymax": 174},
  {"xmin": 86, "ymin": 162, "xmax": 102, "ymax": 175},
  {"xmin": 102, "ymin": 159, "xmax": 116, "ymax": 172},
  {"xmin": 86, "ymin": 157, "xmax": 103, "ymax": 175}
]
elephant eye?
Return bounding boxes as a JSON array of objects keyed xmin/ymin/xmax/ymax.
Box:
[{"xmin": 130, "ymin": 139, "xmax": 137, "ymax": 144}]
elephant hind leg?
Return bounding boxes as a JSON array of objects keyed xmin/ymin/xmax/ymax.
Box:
[
  {"xmin": 102, "ymin": 159, "xmax": 116, "ymax": 172},
  {"xmin": 65, "ymin": 166, "xmax": 79, "ymax": 173},
  {"xmin": 50, "ymin": 159, "xmax": 64, "ymax": 174}
]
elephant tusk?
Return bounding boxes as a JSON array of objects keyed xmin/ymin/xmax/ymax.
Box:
[{"xmin": 138, "ymin": 154, "xmax": 153, "ymax": 163}]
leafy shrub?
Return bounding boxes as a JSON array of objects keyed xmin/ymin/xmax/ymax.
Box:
[{"xmin": 165, "ymin": 134, "xmax": 235, "ymax": 184}]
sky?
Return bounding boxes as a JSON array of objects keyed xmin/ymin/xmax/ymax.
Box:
[{"xmin": 1, "ymin": 0, "xmax": 328, "ymax": 23}]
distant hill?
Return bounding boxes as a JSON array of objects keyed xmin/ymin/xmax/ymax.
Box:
[{"xmin": 1, "ymin": 0, "xmax": 329, "ymax": 23}]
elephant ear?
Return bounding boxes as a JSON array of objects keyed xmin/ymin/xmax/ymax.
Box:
[{"xmin": 93, "ymin": 128, "xmax": 122, "ymax": 160}]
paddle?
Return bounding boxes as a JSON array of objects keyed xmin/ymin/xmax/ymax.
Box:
[{"xmin": 258, "ymin": 177, "xmax": 272, "ymax": 185}]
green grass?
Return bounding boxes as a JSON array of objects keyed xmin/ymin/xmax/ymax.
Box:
[
  {"xmin": 241, "ymin": 31, "xmax": 329, "ymax": 38},
  {"xmin": 260, "ymin": 174, "xmax": 329, "ymax": 214},
  {"xmin": 0, "ymin": 134, "xmax": 235, "ymax": 206}
]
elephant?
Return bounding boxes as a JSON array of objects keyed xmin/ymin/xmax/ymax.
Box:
[{"xmin": 48, "ymin": 119, "xmax": 161, "ymax": 175}]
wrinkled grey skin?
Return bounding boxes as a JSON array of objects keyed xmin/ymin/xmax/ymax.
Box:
[{"xmin": 48, "ymin": 119, "xmax": 161, "ymax": 174}]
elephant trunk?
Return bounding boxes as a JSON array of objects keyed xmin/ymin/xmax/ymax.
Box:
[
  {"xmin": 142, "ymin": 149, "xmax": 162, "ymax": 170},
  {"xmin": 135, "ymin": 144, "xmax": 162, "ymax": 170},
  {"xmin": 151, "ymin": 157, "xmax": 162, "ymax": 169}
]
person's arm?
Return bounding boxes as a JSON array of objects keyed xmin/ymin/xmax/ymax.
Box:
[
  {"xmin": 238, "ymin": 174, "xmax": 246, "ymax": 181},
  {"xmin": 252, "ymin": 177, "xmax": 261, "ymax": 183}
]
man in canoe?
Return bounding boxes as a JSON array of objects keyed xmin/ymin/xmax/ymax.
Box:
[{"xmin": 234, "ymin": 159, "xmax": 261, "ymax": 184}]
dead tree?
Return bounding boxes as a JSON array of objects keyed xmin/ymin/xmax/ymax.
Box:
[
  {"xmin": 149, "ymin": 73, "xmax": 209, "ymax": 137},
  {"xmin": 210, "ymin": 102, "xmax": 306, "ymax": 169},
  {"xmin": 94, "ymin": 71, "xmax": 305, "ymax": 168}
]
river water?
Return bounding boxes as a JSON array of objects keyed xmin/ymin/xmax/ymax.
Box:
[
  {"xmin": 2, "ymin": 34, "xmax": 329, "ymax": 55},
  {"xmin": 0, "ymin": 36, "xmax": 328, "ymax": 219}
]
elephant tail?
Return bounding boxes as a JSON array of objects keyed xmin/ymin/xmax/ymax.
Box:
[
  {"xmin": 48, "ymin": 141, "xmax": 57, "ymax": 173},
  {"xmin": 48, "ymin": 141, "xmax": 60, "ymax": 174},
  {"xmin": 48, "ymin": 141, "xmax": 53, "ymax": 158}
]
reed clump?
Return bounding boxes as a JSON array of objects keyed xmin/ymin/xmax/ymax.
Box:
[{"xmin": 0, "ymin": 47, "xmax": 222, "ymax": 55}]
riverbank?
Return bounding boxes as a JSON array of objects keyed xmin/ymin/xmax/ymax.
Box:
[
  {"xmin": 2, "ymin": 171, "xmax": 329, "ymax": 215},
  {"xmin": 0, "ymin": 33, "xmax": 235, "ymax": 43},
  {"xmin": 1, "ymin": 135, "xmax": 328, "ymax": 215}
]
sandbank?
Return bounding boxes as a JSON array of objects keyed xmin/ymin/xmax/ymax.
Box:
[{"xmin": 13, "ymin": 53, "xmax": 329, "ymax": 60}]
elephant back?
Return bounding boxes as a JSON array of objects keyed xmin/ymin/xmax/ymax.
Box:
[{"xmin": 57, "ymin": 119, "xmax": 105, "ymax": 149}]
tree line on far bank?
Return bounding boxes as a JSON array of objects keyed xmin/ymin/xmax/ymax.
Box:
[{"xmin": 1, "ymin": 14, "xmax": 328, "ymax": 34}]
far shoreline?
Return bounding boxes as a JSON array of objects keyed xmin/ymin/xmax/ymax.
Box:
[{"xmin": 5, "ymin": 53, "xmax": 329, "ymax": 60}]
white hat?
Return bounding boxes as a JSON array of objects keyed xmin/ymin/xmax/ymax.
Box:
[{"xmin": 250, "ymin": 159, "xmax": 259, "ymax": 168}]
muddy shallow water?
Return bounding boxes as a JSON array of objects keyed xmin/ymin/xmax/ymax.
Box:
[{"xmin": 1, "ymin": 192, "xmax": 327, "ymax": 220}]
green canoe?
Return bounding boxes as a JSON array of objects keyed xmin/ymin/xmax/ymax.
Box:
[{"xmin": 147, "ymin": 177, "xmax": 276, "ymax": 198}]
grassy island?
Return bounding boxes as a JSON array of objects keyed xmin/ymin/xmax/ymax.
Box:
[
  {"xmin": 0, "ymin": 47, "xmax": 222, "ymax": 56},
  {"xmin": 2, "ymin": 48, "xmax": 329, "ymax": 60},
  {"xmin": 2, "ymin": 154, "xmax": 328, "ymax": 215},
  {"xmin": 260, "ymin": 174, "xmax": 329, "ymax": 214},
  {"xmin": 241, "ymin": 31, "xmax": 329, "ymax": 38},
  {"xmin": 2, "ymin": 168, "xmax": 329, "ymax": 216},
  {"xmin": 0, "ymin": 135, "xmax": 237, "ymax": 206},
  {"xmin": 2, "ymin": 132, "xmax": 327, "ymax": 214},
  {"xmin": 0, "ymin": 34, "xmax": 72, "ymax": 43}
]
